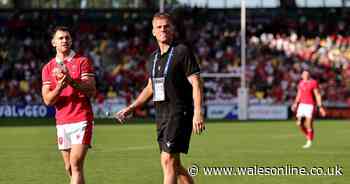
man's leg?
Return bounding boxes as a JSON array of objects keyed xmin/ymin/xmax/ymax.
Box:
[
  {"xmin": 296, "ymin": 117, "xmax": 308, "ymax": 137},
  {"xmin": 61, "ymin": 150, "xmax": 72, "ymax": 177},
  {"xmin": 69, "ymin": 144, "xmax": 89, "ymax": 184},
  {"xmin": 303, "ymin": 117, "xmax": 314, "ymax": 148},
  {"xmin": 176, "ymin": 156, "xmax": 194, "ymax": 184},
  {"xmin": 160, "ymin": 152, "xmax": 194, "ymax": 184},
  {"xmin": 161, "ymin": 152, "xmax": 178, "ymax": 184},
  {"xmin": 296, "ymin": 116, "xmax": 302, "ymax": 126}
]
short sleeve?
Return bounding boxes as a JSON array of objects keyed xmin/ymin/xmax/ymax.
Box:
[
  {"xmin": 42, "ymin": 65, "xmax": 52, "ymax": 86},
  {"xmin": 147, "ymin": 53, "xmax": 156, "ymax": 79},
  {"xmin": 297, "ymin": 81, "xmax": 301, "ymax": 90},
  {"xmin": 182, "ymin": 47, "xmax": 200, "ymax": 77},
  {"xmin": 80, "ymin": 58, "xmax": 95, "ymax": 79}
]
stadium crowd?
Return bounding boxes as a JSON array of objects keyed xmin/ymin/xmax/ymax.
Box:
[{"xmin": 1, "ymin": 8, "xmax": 350, "ymax": 107}]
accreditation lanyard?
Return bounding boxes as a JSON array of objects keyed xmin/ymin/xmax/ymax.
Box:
[{"xmin": 152, "ymin": 47, "xmax": 174, "ymax": 102}]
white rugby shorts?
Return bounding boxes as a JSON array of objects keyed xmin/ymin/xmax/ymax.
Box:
[
  {"xmin": 56, "ymin": 121, "xmax": 94, "ymax": 150},
  {"xmin": 296, "ymin": 103, "xmax": 314, "ymax": 118}
]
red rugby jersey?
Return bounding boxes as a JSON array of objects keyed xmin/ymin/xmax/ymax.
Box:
[
  {"xmin": 298, "ymin": 79, "xmax": 319, "ymax": 105},
  {"xmin": 42, "ymin": 51, "xmax": 95, "ymax": 125}
]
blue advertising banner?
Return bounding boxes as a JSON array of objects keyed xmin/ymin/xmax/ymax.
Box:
[
  {"xmin": 206, "ymin": 104, "xmax": 239, "ymax": 119},
  {"xmin": 0, "ymin": 105, "xmax": 55, "ymax": 118}
]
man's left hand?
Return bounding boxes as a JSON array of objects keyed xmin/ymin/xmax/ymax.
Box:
[
  {"xmin": 193, "ymin": 111, "xmax": 205, "ymax": 135},
  {"xmin": 319, "ymin": 107, "xmax": 326, "ymax": 117}
]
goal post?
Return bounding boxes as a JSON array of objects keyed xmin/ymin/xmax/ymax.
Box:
[
  {"xmin": 239, "ymin": 0, "xmax": 248, "ymax": 120},
  {"xmin": 238, "ymin": 87, "xmax": 249, "ymax": 120}
]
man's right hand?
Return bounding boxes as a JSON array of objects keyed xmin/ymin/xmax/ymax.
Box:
[
  {"xmin": 291, "ymin": 103, "xmax": 298, "ymax": 112},
  {"xmin": 56, "ymin": 73, "xmax": 67, "ymax": 91},
  {"xmin": 115, "ymin": 106, "xmax": 133, "ymax": 123}
]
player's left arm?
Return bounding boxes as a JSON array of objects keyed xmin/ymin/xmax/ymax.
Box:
[
  {"xmin": 65, "ymin": 58, "xmax": 96, "ymax": 98},
  {"xmin": 313, "ymin": 88, "xmax": 326, "ymax": 117},
  {"xmin": 187, "ymin": 74, "xmax": 205, "ymax": 134},
  {"xmin": 68, "ymin": 76, "xmax": 96, "ymax": 98},
  {"xmin": 183, "ymin": 45, "xmax": 205, "ymax": 134}
]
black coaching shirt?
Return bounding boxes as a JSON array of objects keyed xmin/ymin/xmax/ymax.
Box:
[{"xmin": 148, "ymin": 42, "xmax": 200, "ymax": 119}]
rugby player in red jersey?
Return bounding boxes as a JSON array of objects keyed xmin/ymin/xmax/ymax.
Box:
[
  {"xmin": 42, "ymin": 26, "xmax": 96, "ymax": 184},
  {"xmin": 292, "ymin": 70, "xmax": 326, "ymax": 148}
]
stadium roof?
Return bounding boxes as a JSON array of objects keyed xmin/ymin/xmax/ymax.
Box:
[
  {"xmin": 178, "ymin": 0, "xmax": 346, "ymax": 8},
  {"xmin": 0, "ymin": 0, "xmax": 349, "ymax": 9}
]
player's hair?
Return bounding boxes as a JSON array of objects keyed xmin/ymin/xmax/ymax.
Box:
[
  {"xmin": 302, "ymin": 69, "xmax": 311, "ymax": 75},
  {"xmin": 51, "ymin": 26, "xmax": 71, "ymax": 38},
  {"xmin": 302, "ymin": 69, "xmax": 314, "ymax": 78},
  {"xmin": 152, "ymin": 12, "xmax": 174, "ymax": 25},
  {"xmin": 302, "ymin": 69, "xmax": 310, "ymax": 72}
]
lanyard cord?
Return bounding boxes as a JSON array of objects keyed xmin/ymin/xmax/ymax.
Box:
[{"xmin": 152, "ymin": 47, "xmax": 174, "ymax": 78}]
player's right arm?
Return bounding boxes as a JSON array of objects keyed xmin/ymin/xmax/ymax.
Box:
[
  {"xmin": 292, "ymin": 86, "xmax": 301, "ymax": 112},
  {"xmin": 115, "ymin": 78, "xmax": 153, "ymax": 122},
  {"xmin": 42, "ymin": 75, "xmax": 67, "ymax": 106}
]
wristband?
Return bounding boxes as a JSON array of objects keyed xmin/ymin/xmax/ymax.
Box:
[
  {"xmin": 129, "ymin": 103, "xmax": 136, "ymax": 110},
  {"xmin": 70, "ymin": 81, "xmax": 80, "ymax": 89}
]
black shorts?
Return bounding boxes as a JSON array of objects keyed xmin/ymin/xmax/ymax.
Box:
[{"xmin": 156, "ymin": 109, "xmax": 193, "ymax": 154}]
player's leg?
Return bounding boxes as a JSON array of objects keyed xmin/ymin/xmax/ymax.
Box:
[
  {"xmin": 177, "ymin": 156, "xmax": 194, "ymax": 184},
  {"xmin": 61, "ymin": 150, "xmax": 72, "ymax": 177},
  {"xmin": 297, "ymin": 117, "xmax": 308, "ymax": 137},
  {"xmin": 296, "ymin": 116, "xmax": 302, "ymax": 126},
  {"xmin": 295, "ymin": 104, "xmax": 304, "ymax": 127},
  {"xmin": 303, "ymin": 117, "xmax": 314, "ymax": 148},
  {"xmin": 69, "ymin": 121, "xmax": 93, "ymax": 184},
  {"xmin": 301, "ymin": 104, "xmax": 315, "ymax": 148},
  {"xmin": 69, "ymin": 144, "xmax": 89, "ymax": 184},
  {"xmin": 305, "ymin": 118, "xmax": 314, "ymax": 139},
  {"xmin": 161, "ymin": 152, "xmax": 178, "ymax": 184},
  {"xmin": 296, "ymin": 104, "xmax": 312, "ymax": 142},
  {"xmin": 57, "ymin": 125, "xmax": 72, "ymax": 177}
]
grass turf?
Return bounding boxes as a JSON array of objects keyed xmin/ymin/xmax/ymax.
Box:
[{"xmin": 0, "ymin": 118, "xmax": 348, "ymax": 184}]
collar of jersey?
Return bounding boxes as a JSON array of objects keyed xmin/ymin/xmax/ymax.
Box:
[
  {"xmin": 158, "ymin": 42, "xmax": 176, "ymax": 57},
  {"xmin": 56, "ymin": 50, "xmax": 76, "ymax": 63}
]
